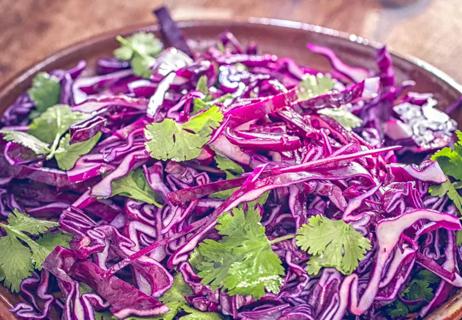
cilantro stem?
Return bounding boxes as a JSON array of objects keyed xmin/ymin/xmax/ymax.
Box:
[
  {"xmin": 269, "ymin": 234, "xmax": 295, "ymax": 245},
  {"xmin": 46, "ymin": 134, "xmax": 61, "ymax": 160}
]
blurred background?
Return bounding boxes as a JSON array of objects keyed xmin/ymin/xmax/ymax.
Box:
[{"xmin": 1, "ymin": 0, "xmax": 461, "ymax": 87}]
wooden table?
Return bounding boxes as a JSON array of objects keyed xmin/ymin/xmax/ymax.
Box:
[{"xmin": 1, "ymin": 0, "xmax": 461, "ymax": 88}]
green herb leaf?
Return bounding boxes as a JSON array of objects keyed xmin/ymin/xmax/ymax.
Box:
[
  {"xmin": 296, "ymin": 215, "xmax": 371, "ymax": 275},
  {"xmin": 0, "ymin": 130, "xmax": 50, "ymax": 155},
  {"xmin": 430, "ymin": 180, "xmax": 462, "ymax": 214},
  {"xmin": 431, "ymin": 131, "xmax": 462, "ymax": 181},
  {"xmin": 297, "ymin": 74, "xmax": 335, "ymax": 100},
  {"xmin": 111, "ymin": 169, "xmax": 162, "ymax": 207},
  {"xmin": 192, "ymin": 94, "xmax": 234, "ymax": 114},
  {"xmin": 157, "ymin": 273, "xmax": 192, "ymax": 320},
  {"xmin": 0, "ymin": 210, "xmax": 66, "ymax": 291},
  {"xmin": 28, "ymin": 104, "xmax": 86, "ymax": 144},
  {"xmin": 457, "ymin": 231, "xmax": 462, "ymax": 246},
  {"xmin": 430, "ymin": 131, "xmax": 462, "ymax": 215},
  {"xmin": 0, "ymin": 234, "xmax": 33, "ymax": 292},
  {"xmin": 215, "ymin": 155, "xmax": 244, "ymax": 179},
  {"xmin": 123, "ymin": 274, "xmax": 222, "ymax": 320},
  {"xmin": 383, "ymin": 269, "xmax": 439, "ymax": 318},
  {"xmin": 179, "ymin": 307, "xmax": 222, "ymax": 320},
  {"xmin": 114, "ymin": 32, "xmax": 163, "ymax": 78},
  {"xmin": 27, "ymin": 72, "xmax": 61, "ymax": 116},
  {"xmin": 196, "ymin": 75, "xmax": 209, "ymax": 96},
  {"xmin": 55, "ymin": 133, "xmax": 102, "ymax": 170},
  {"xmin": 192, "ymin": 98, "xmax": 210, "ymax": 113},
  {"xmin": 318, "ymin": 107, "xmax": 362, "ymax": 131},
  {"xmin": 384, "ymin": 300, "xmax": 409, "ymax": 318},
  {"xmin": 36, "ymin": 232, "xmax": 72, "ymax": 252},
  {"xmin": 190, "ymin": 206, "xmax": 284, "ymax": 299},
  {"xmin": 145, "ymin": 106, "xmax": 223, "ymax": 161}
]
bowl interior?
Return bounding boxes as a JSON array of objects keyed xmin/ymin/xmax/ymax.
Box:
[{"xmin": 0, "ymin": 18, "xmax": 461, "ymax": 319}]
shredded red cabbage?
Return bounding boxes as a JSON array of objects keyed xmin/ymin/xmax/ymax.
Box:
[{"xmin": 1, "ymin": 6, "xmax": 461, "ymax": 320}]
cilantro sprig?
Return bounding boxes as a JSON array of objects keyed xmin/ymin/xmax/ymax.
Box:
[
  {"xmin": 296, "ymin": 215, "xmax": 371, "ymax": 275},
  {"xmin": 318, "ymin": 107, "xmax": 362, "ymax": 131},
  {"xmin": 297, "ymin": 74, "xmax": 335, "ymax": 100},
  {"xmin": 0, "ymin": 210, "xmax": 71, "ymax": 291},
  {"xmin": 55, "ymin": 132, "xmax": 102, "ymax": 170},
  {"xmin": 430, "ymin": 130, "xmax": 462, "ymax": 217},
  {"xmin": 155, "ymin": 273, "xmax": 222, "ymax": 320},
  {"xmin": 384, "ymin": 270, "xmax": 439, "ymax": 317},
  {"xmin": 144, "ymin": 106, "xmax": 223, "ymax": 161},
  {"xmin": 111, "ymin": 168, "xmax": 163, "ymax": 207},
  {"xmin": 190, "ymin": 205, "xmax": 284, "ymax": 299},
  {"xmin": 28, "ymin": 104, "xmax": 87, "ymax": 157},
  {"xmin": 0, "ymin": 130, "xmax": 50, "ymax": 155},
  {"xmin": 114, "ymin": 32, "xmax": 163, "ymax": 78},
  {"xmin": 0, "ymin": 104, "xmax": 99, "ymax": 170},
  {"xmin": 27, "ymin": 72, "xmax": 61, "ymax": 118},
  {"xmin": 93, "ymin": 274, "xmax": 221, "ymax": 320},
  {"xmin": 210, "ymin": 154, "xmax": 244, "ymax": 199}
]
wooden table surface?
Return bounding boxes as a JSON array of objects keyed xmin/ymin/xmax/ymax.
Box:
[{"xmin": 1, "ymin": 0, "xmax": 461, "ymax": 88}]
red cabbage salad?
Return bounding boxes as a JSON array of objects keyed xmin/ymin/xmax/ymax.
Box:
[{"xmin": 1, "ymin": 6, "xmax": 462, "ymax": 320}]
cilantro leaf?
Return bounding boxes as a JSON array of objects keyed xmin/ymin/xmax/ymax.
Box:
[
  {"xmin": 0, "ymin": 234, "xmax": 33, "ymax": 292},
  {"xmin": 192, "ymin": 98, "xmax": 210, "ymax": 113},
  {"xmin": 179, "ymin": 307, "xmax": 222, "ymax": 320},
  {"xmin": 430, "ymin": 180, "xmax": 462, "ymax": 214},
  {"xmin": 0, "ymin": 210, "xmax": 67, "ymax": 291},
  {"xmin": 27, "ymin": 72, "xmax": 61, "ymax": 116},
  {"xmin": 211, "ymin": 153, "xmax": 245, "ymax": 201},
  {"xmin": 36, "ymin": 232, "xmax": 72, "ymax": 252},
  {"xmin": 28, "ymin": 104, "xmax": 86, "ymax": 144},
  {"xmin": 297, "ymin": 74, "xmax": 335, "ymax": 100},
  {"xmin": 28, "ymin": 104, "xmax": 87, "ymax": 160},
  {"xmin": 111, "ymin": 169, "xmax": 163, "ymax": 207},
  {"xmin": 296, "ymin": 215, "xmax": 371, "ymax": 275},
  {"xmin": 457, "ymin": 231, "xmax": 462, "ymax": 246},
  {"xmin": 383, "ymin": 269, "xmax": 439, "ymax": 318},
  {"xmin": 94, "ymin": 312, "xmax": 114, "ymax": 320},
  {"xmin": 55, "ymin": 132, "xmax": 102, "ymax": 170},
  {"xmin": 190, "ymin": 206, "xmax": 284, "ymax": 299},
  {"xmin": 114, "ymin": 32, "xmax": 163, "ymax": 78},
  {"xmin": 145, "ymin": 106, "xmax": 223, "ymax": 161},
  {"xmin": 431, "ymin": 131, "xmax": 462, "ymax": 181},
  {"xmin": 215, "ymin": 155, "xmax": 244, "ymax": 179},
  {"xmin": 192, "ymin": 94, "xmax": 234, "ymax": 114},
  {"xmin": 122, "ymin": 273, "xmax": 222, "ymax": 320},
  {"xmin": 6, "ymin": 209, "xmax": 58, "ymax": 234},
  {"xmin": 385, "ymin": 300, "xmax": 409, "ymax": 318},
  {"xmin": 157, "ymin": 273, "xmax": 192, "ymax": 320},
  {"xmin": 196, "ymin": 75, "xmax": 209, "ymax": 96},
  {"xmin": 0, "ymin": 130, "xmax": 50, "ymax": 155},
  {"xmin": 318, "ymin": 107, "xmax": 362, "ymax": 130},
  {"xmin": 430, "ymin": 131, "xmax": 462, "ymax": 215},
  {"xmin": 403, "ymin": 278, "xmax": 433, "ymax": 301}
]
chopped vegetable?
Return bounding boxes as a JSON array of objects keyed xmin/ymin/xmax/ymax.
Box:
[
  {"xmin": 0, "ymin": 7, "xmax": 461, "ymax": 319},
  {"xmin": 297, "ymin": 74, "xmax": 335, "ymax": 100},
  {"xmin": 0, "ymin": 210, "xmax": 68, "ymax": 291},
  {"xmin": 318, "ymin": 107, "xmax": 363, "ymax": 130},
  {"xmin": 111, "ymin": 168, "xmax": 163, "ymax": 207},
  {"xmin": 0, "ymin": 130, "xmax": 50, "ymax": 155},
  {"xmin": 114, "ymin": 32, "xmax": 163, "ymax": 78},
  {"xmin": 191, "ymin": 205, "xmax": 284, "ymax": 298},
  {"xmin": 431, "ymin": 130, "xmax": 462, "ymax": 214},
  {"xmin": 55, "ymin": 132, "xmax": 101, "ymax": 170},
  {"xmin": 296, "ymin": 215, "xmax": 371, "ymax": 275},
  {"xmin": 27, "ymin": 72, "xmax": 61, "ymax": 117},
  {"xmin": 145, "ymin": 106, "xmax": 223, "ymax": 161}
]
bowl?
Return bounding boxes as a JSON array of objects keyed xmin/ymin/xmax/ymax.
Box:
[{"xmin": 0, "ymin": 18, "xmax": 461, "ymax": 319}]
